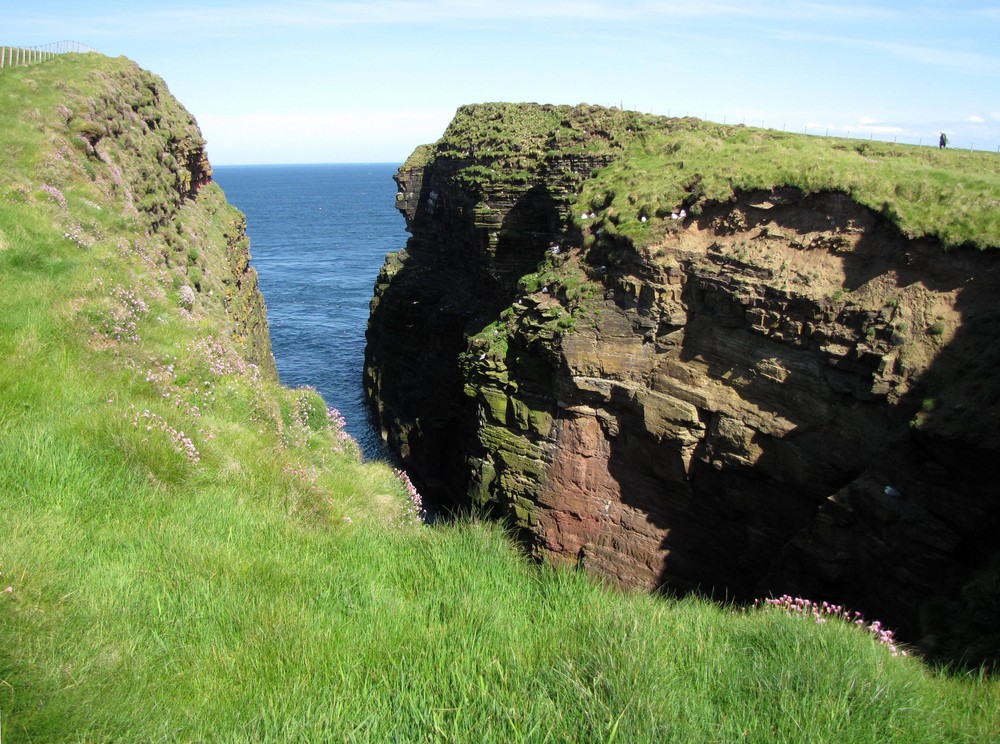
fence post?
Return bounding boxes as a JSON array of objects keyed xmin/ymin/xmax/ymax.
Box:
[{"xmin": 0, "ymin": 42, "xmax": 98, "ymax": 69}]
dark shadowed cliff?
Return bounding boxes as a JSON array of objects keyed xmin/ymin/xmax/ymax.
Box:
[{"xmin": 366, "ymin": 103, "xmax": 1000, "ymax": 664}]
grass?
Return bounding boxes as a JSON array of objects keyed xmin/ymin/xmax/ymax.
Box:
[
  {"xmin": 2, "ymin": 55, "xmax": 1000, "ymax": 742},
  {"xmin": 577, "ymin": 124, "xmax": 1000, "ymax": 249},
  {"xmin": 418, "ymin": 103, "xmax": 999, "ymax": 249}
]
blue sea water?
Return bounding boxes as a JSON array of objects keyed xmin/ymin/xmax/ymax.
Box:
[{"xmin": 212, "ymin": 163, "xmax": 407, "ymax": 459}]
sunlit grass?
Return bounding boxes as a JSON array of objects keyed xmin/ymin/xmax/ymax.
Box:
[
  {"xmin": 1, "ymin": 55, "xmax": 999, "ymax": 742},
  {"xmin": 579, "ymin": 124, "xmax": 1000, "ymax": 248},
  {"xmin": 422, "ymin": 103, "xmax": 999, "ymax": 249}
]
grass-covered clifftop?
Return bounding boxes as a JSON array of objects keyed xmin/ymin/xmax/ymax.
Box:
[
  {"xmin": 414, "ymin": 102, "xmax": 999, "ymax": 248},
  {"xmin": 580, "ymin": 123, "xmax": 1000, "ymax": 250},
  {"xmin": 3, "ymin": 58, "xmax": 999, "ymax": 740}
]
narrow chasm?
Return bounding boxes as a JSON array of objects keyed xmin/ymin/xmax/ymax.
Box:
[{"xmin": 364, "ymin": 105, "xmax": 1000, "ymax": 665}]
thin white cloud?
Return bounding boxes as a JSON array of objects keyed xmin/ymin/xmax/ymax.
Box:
[
  {"xmin": 969, "ymin": 114, "xmax": 986, "ymax": 123},
  {"xmin": 973, "ymin": 7, "xmax": 1000, "ymax": 22},
  {"xmin": 874, "ymin": 39, "xmax": 1000, "ymax": 78},
  {"xmin": 853, "ymin": 116, "xmax": 902, "ymax": 133},
  {"xmin": 5, "ymin": 1, "xmax": 620, "ymax": 39},
  {"xmin": 145, "ymin": 0, "xmax": 691, "ymax": 28},
  {"xmin": 867, "ymin": 124, "xmax": 903, "ymax": 134},
  {"xmin": 74, "ymin": 0, "xmax": 635, "ymax": 33},
  {"xmin": 765, "ymin": 27, "xmax": 1000, "ymax": 78},
  {"xmin": 15, "ymin": 0, "xmax": 911, "ymax": 39},
  {"xmin": 803, "ymin": 120, "xmax": 901, "ymax": 135},
  {"xmin": 787, "ymin": 2, "xmax": 901, "ymax": 22}
]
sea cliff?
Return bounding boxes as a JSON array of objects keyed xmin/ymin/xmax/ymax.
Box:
[
  {"xmin": 2, "ymin": 52, "xmax": 275, "ymax": 372},
  {"xmin": 366, "ymin": 103, "xmax": 1000, "ymax": 660},
  {"xmin": 9, "ymin": 54, "xmax": 1000, "ymax": 740}
]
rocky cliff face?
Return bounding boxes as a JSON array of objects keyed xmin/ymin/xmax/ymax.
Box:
[
  {"xmin": 60, "ymin": 57, "xmax": 275, "ymax": 372},
  {"xmin": 366, "ymin": 104, "xmax": 1000, "ymax": 659}
]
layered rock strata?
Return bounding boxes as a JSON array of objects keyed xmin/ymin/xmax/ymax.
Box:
[{"xmin": 365, "ymin": 104, "xmax": 1000, "ymax": 655}]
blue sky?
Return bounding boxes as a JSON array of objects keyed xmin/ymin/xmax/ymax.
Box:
[{"xmin": 7, "ymin": 1, "xmax": 1000, "ymax": 164}]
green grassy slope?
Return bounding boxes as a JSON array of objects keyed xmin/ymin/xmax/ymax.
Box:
[{"xmin": 1, "ymin": 57, "xmax": 998, "ymax": 742}]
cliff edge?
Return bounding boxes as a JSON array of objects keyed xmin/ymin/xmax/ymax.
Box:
[
  {"xmin": 1, "ymin": 52, "xmax": 275, "ymax": 373},
  {"xmin": 366, "ymin": 103, "xmax": 1000, "ymax": 663}
]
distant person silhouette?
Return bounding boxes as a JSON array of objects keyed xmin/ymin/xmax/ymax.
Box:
[{"xmin": 939, "ymin": 132, "xmax": 948, "ymax": 149}]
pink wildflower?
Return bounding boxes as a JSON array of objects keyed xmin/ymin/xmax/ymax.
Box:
[
  {"xmin": 760, "ymin": 594, "xmax": 907, "ymax": 657},
  {"xmin": 394, "ymin": 468, "xmax": 425, "ymax": 525}
]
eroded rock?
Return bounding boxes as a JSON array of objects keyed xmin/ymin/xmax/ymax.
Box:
[{"xmin": 365, "ymin": 104, "xmax": 1000, "ymax": 654}]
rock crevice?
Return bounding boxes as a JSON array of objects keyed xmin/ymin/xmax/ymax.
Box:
[{"xmin": 365, "ymin": 104, "xmax": 1000, "ymax": 657}]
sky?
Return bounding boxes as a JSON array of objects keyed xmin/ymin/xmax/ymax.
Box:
[{"xmin": 5, "ymin": 1, "xmax": 999, "ymax": 164}]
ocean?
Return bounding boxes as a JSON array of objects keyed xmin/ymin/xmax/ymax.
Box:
[{"xmin": 212, "ymin": 163, "xmax": 407, "ymax": 459}]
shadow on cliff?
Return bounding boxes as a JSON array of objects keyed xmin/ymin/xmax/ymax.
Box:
[
  {"xmin": 492, "ymin": 184, "xmax": 563, "ymax": 299},
  {"xmin": 366, "ymin": 172, "xmax": 566, "ymax": 515},
  {"xmin": 598, "ymin": 192, "xmax": 1000, "ymax": 662}
]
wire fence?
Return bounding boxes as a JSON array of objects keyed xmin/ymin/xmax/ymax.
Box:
[
  {"xmin": 618, "ymin": 104, "xmax": 1000, "ymax": 156},
  {"xmin": 0, "ymin": 41, "xmax": 98, "ymax": 69},
  {"xmin": 711, "ymin": 112, "xmax": 999, "ymax": 156}
]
